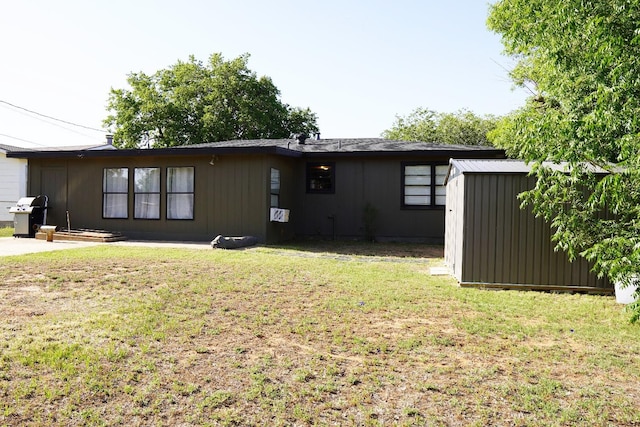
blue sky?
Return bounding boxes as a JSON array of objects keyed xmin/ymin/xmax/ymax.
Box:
[{"xmin": 0, "ymin": 1, "xmax": 528, "ymax": 148}]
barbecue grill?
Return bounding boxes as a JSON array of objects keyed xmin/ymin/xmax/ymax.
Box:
[{"xmin": 9, "ymin": 195, "xmax": 48, "ymax": 238}]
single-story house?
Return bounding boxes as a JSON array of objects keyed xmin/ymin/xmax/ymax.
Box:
[
  {"xmin": 8, "ymin": 136, "xmax": 505, "ymax": 243},
  {"xmin": 444, "ymin": 159, "xmax": 611, "ymax": 294},
  {"xmin": 0, "ymin": 143, "xmax": 29, "ymax": 227}
]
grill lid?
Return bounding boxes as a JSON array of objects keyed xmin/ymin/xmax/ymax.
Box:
[
  {"xmin": 16, "ymin": 197, "xmax": 36, "ymax": 207},
  {"xmin": 9, "ymin": 196, "xmax": 44, "ymax": 213}
]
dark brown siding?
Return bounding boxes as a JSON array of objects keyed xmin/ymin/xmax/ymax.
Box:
[
  {"xmin": 294, "ymin": 156, "xmax": 447, "ymax": 242},
  {"xmin": 39, "ymin": 165, "xmax": 68, "ymax": 226},
  {"xmin": 265, "ymin": 156, "xmax": 296, "ymax": 243},
  {"xmin": 27, "ymin": 154, "xmax": 277, "ymax": 242},
  {"xmin": 453, "ymin": 173, "xmax": 610, "ymax": 290}
]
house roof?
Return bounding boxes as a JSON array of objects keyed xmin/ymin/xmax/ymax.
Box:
[
  {"xmin": 7, "ymin": 138, "xmax": 504, "ymax": 159},
  {"xmin": 184, "ymin": 138, "xmax": 501, "ymax": 154}
]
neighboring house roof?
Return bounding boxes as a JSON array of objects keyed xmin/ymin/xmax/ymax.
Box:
[
  {"xmin": 1, "ymin": 142, "xmax": 114, "ymax": 156},
  {"xmin": 0, "ymin": 143, "xmax": 33, "ymax": 154},
  {"xmin": 40, "ymin": 143, "xmax": 118, "ymax": 151},
  {"xmin": 7, "ymin": 138, "xmax": 504, "ymax": 159}
]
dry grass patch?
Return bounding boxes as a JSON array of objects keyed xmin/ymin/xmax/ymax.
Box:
[{"xmin": 0, "ymin": 242, "xmax": 638, "ymax": 426}]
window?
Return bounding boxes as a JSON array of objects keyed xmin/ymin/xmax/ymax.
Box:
[
  {"xmin": 402, "ymin": 163, "xmax": 449, "ymax": 208},
  {"xmin": 270, "ymin": 168, "xmax": 280, "ymax": 208},
  {"xmin": 134, "ymin": 167, "xmax": 160, "ymax": 219},
  {"xmin": 103, "ymin": 168, "xmax": 128, "ymax": 218},
  {"xmin": 307, "ymin": 162, "xmax": 335, "ymax": 193},
  {"xmin": 167, "ymin": 167, "xmax": 194, "ymax": 220}
]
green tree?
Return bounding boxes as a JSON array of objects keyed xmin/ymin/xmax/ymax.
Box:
[
  {"xmin": 487, "ymin": 0, "xmax": 640, "ymax": 320},
  {"xmin": 382, "ymin": 107, "xmax": 498, "ymax": 145},
  {"xmin": 104, "ymin": 53, "xmax": 318, "ymax": 148}
]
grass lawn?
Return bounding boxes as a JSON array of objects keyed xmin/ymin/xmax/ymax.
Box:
[
  {"xmin": 0, "ymin": 242, "xmax": 638, "ymax": 426},
  {"xmin": 0, "ymin": 227, "xmax": 13, "ymax": 238}
]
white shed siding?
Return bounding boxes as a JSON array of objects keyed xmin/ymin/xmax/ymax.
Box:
[
  {"xmin": 444, "ymin": 162, "xmax": 465, "ymax": 280},
  {"xmin": 0, "ymin": 152, "xmax": 28, "ymax": 222}
]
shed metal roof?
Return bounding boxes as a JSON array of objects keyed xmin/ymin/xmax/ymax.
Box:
[{"xmin": 449, "ymin": 159, "xmax": 610, "ymax": 174}]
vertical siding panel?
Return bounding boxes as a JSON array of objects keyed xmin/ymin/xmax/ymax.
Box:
[
  {"xmin": 544, "ymin": 215, "xmax": 556, "ymax": 286},
  {"xmin": 456, "ymin": 173, "xmax": 468, "ymax": 282},
  {"xmin": 509, "ymin": 177, "xmax": 522, "ymax": 283},
  {"xmin": 474, "ymin": 176, "xmax": 484, "ymax": 281},
  {"xmin": 240, "ymin": 158, "xmax": 250, "ymax": 234},
  {"xmin": 510, "ymin": 176, "xmax": 521, "ymax": 284},
  {"xmin": 205, "ymin": 160, "xmax": 216, "ymax": 238},
  {"xmin": 517, "ymin": 176, "xmax": 529, "ymax": 284},
  {"xmin": 532, "ymin": 199, "xmax": 543, "ymax": 285},
  {"xmin": 553, "ymin": 247, "xmax": 565, "ymax": 287},
  {"xmin": 469, "ymin": 176, "xmax": 481, "ymax": 282},
  {"xmin": 480, "ymin": 176, "xmax": 491, "ymax": 282},
  {"xmin": 464, "ymin": 175, "xmax": 474, "ymax": 282},
  {"xmin": 477, "ymin": 176, "xmax": 489, "ymax": 282},
  {"xmin": 524, "ymin": 179, "xmax": 535, "ymax": 284},
  {"xmin": 487, "ymin": 175, "xmax": 498, "ymax": 282},
  {"xmin": 494, "ymin": 175, "xmax": 506, "ymax": 283},
  {"xmin": 455, "ymin": 173, "xmax": 465, "ymax": 281},
  {"xmin": 221, "ymin": 160, "xmax": 230, "ymax": 233},
  {"xmin": 501, "ymin": 175, "xmax": 514, "ymax": 283},
  {"xmin": 527, "ymin": 177, "xmax": 538, "ymax": 284},
  {"xmin": 565, "ymin": 243, "xmax": 574, "ymax": 286},
  {"xmin": 573, "ymin": 256, "xmax": 583, "ymax": 287}
]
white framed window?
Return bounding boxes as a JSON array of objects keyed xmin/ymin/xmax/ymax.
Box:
[
  {"xmin": 167, "ymin": 167, "xmax": 194, "ymax": 220},
  {"xmin": 103, "ymin": 168, "xmax": 128, "ymax": 218},
  {"xmin": 134, "ymin": 167, "xmax": 160, "ymax": 219},
  {"xmin": 270, "ymin": 168, "xmax": 280, "ymax": 208},
  {"xmin": 402, "ymin": 163, "xmax": 448, "ymax": 208}
]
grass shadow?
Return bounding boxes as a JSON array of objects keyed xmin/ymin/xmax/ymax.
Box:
[{"xmin": 264, "ymin": 238, "xmax": 444, "ymax": 259}]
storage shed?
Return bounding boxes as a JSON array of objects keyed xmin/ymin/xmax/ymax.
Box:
[{"xmin": 444, "ymin": 159, "xmax": 612, "ymax": 294}]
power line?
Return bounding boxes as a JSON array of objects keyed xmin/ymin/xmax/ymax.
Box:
[
  {"xmin": 0, "ymin": 132, "xmax": 49, "ymax": 147},
  {"xmin": 0, "ymin": 102, "xmax": 102, "ymax": 142},
  {"xmin": 0, "ymin": 99, "xmax": 107, "ymax": 133}
]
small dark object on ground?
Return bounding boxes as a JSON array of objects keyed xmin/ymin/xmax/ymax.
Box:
[{"xmin": 211, "ymin": 235, "xmax": 258, "ymax": 249}]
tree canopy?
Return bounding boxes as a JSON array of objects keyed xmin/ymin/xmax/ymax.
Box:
[
  {"xmin": 382, "ymin": 107, "xmax": 498, "ymax": 146},
  {"xmin": 487, "ymin": 0, "xmax": 640, "ymax": 319},
  {"xmin": 104, "ymin": 53, "xmax": 318, "ymax": 148}
]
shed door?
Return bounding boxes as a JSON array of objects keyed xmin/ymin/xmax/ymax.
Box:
[{"xmin": 40, "ymin": 167, "xmax": 67, "ymax": 226}]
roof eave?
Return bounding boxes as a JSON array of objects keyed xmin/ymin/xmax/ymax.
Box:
[
  {"xmin": 6, "ymin": 145, "xmax": 303, "ymax": 159},
  {"xmin": 302, "ymin": 149, "xmax": 505, "ymax": 158}
]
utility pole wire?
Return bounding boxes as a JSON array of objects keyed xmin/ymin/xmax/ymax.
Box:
[
  {"xmin": 0, "ymin": 132, "xmax": 47, "ymax": 147},
  {"xmin": 0, "ymin": 99, "xmax": 107, "ymax": 133},
  {"xmin": 490, "ymin": 58, "xmax": 537, "ymax": 97}
]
